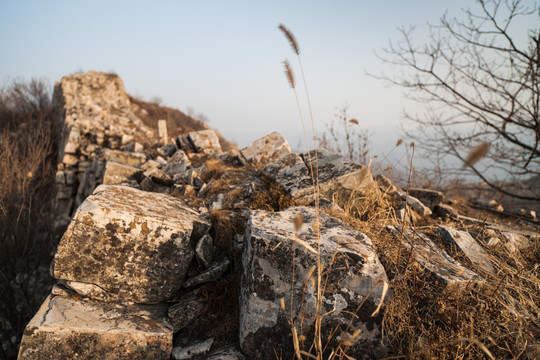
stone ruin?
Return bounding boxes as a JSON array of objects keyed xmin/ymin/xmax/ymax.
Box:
[{"xmin": 17, "ymin": 72, "xmax": 539, "ymax": 359}]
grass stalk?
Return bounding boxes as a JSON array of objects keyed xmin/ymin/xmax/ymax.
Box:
[{"xmin": 280, "ymin": 23, "xmax": 324, "ymax": 358}]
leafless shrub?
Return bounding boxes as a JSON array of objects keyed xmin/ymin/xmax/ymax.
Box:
[
  {"xmin": 0, "ymin": 79, "xmax": 56, "ymax": 360},
  {"xmin": 318, "ymin": 104, "xmax": 371, "ymax": 165}
]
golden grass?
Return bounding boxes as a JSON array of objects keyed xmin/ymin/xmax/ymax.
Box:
[{"xmin": 277, "ymin": 21, "xmax": 539, "ymax": 360}]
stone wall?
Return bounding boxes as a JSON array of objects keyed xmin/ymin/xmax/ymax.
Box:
[
  {"xmin": 53, "ymin": 71, "xmax": 155, "ymax": 231},
  {"xmin": 17, "ymin": 72, "xmax": 539, "ymax": 360}
]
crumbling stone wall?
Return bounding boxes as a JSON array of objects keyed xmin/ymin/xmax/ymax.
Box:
[
  {"xmin": 18, "ymin": 72, "xmax": 539, "ymax": 360},
  {"xmin": 52, "ymin": 72, "xmax": 155, "ymax": 230}
]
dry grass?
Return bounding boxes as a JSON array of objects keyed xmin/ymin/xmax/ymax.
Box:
[
  {"xmin": 276, "ymin": 20, "xmax": 540, "ymax": 360},
  {"xmin": 0, "ymin": 79, "xmax": 57, "ymax": 359},
  {"xmin": 248, "ymin": 173, "xmax": 295, "ymax": 212},
  {"xmin": 329, "ymin": 180, "xmax": 540, "ymax": 359}
]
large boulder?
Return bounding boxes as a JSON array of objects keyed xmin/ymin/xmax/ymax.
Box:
[
  {"xmin": 18, "ymin": 295, "xmax": 172, "ymax": 360},
  {"xmin": 52, "ymin": 185, "xmax": 210, "ymax": 303},
  {"xmin": 240, "ymin": 206, "xmax": 388, "ymax": 359}
]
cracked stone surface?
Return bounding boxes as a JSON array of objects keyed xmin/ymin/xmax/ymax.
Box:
[
  {"xmin": 188, "ymin": 130, "xmax": 222, "ymax": 155},
  {"xmin": 437, "ymin": 226, "xmax": 495, "ymax": 274},
  {"xmin": 52, "ymin": 184, "xmax": 210, "ymax": 303},
  {"xmin": 102, "ymin": 161, "xmax": 143, "ymax": 186},
  {"xmin": 240, "ymin": 132, "xmax": 291, "ymax": 164},
  {"xmin": 240, "ymin": 206, "xmax": 388, "ymax": 359},
  {"xmin": 387, "ymin": 226, "xmax": 483, "ymax": 288},
  {"xmin": 264, "ymin": 149, "xmax": 376, "ymax": 206},
  {"xmin": 18, "ymin": 294, "xmax": 172, "ymax": 360}
]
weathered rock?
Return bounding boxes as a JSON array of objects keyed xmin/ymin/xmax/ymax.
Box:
[
  {"xmin": 303, "ymin": 149, "xmax": 376, "ymax": 201},
  {"xmin": 437, "ymin": 226, "xmax": 495, "ymax": 274},
  {"xmin": 163, "ymin": 150, "xmax": 191, "ymax": 176},
  {"xmin": 264, "ymin": 153, "xmax": 311, "ymax": 197},
  {"xmin": 397, "ymin": 191, "xmax": 432, "ymax": 216},
  {"xmin": 143, "ymin": 167, "xmax": 172, "ymax": 185},
  {"xmin": 158, "ymin": 119, "xmax": 168, "ymax": 145},
  {"xmin": 62, "ymin": 153, "xmax": 78, "ymax": 166},
  {"xmin": 408, "ymin": 188, "xmax": 446, "ymax": 209},
  {"xmin": 121, "ymin": 134, "xmax": 134, "ymax": 145},
  {"xmin": 240, "ymin": 207, "xmax": 388, "ymax": 359},
  {"xmin": 61, "ymin": 280, "xmax": 110, "ymax": 301},
  {"xmin": 175, "ymin": 135, "xmax": 196, "ymax": 153},
  {"xmin": 395, "ymin": 206, "xmax": 416, "ymax": 223},
  {"xmin": 188, "ymin": 130, "xmax": 222, "ymax": 155},
  {"xmin": 204, "ymin": 345, "xmax": 246, "ymax": 360},
  {"xmin": 434, "ymin": 203, "xmax": 459, "ymax": 221},
  {"xmin": 387, "ymin": 226, "xmax": 483, "ymax": 288},
  {"xmin": 163, "ymin": 143, "xmax": 178, "ymax": 157},
  {"xmin": 502, "ymin": 232, "xmax": 533, "ymax": 253},
  {"xmin": 374, "ymin": 174, "xmax": 401, "ymax": 195},
  {"xmin": 183, "ymin": 257, "xmax": 230, "ymax": 288},
  {"xmin": 64, "ymin": 140, "xmax": 78, "ymax": 154},
  {"xmin": 105, "ymin": 149, "xmax": 147, "ymax": 166},
  {"xmin": 172, "ymin": 337, "xmax": 214, "ymax": 359},
  {"xmin": 140, "ymin": 176, "xmax": 155, "ymax": 192},
  {"xmin": 168, "ymin": 290, "xmax": 206, "ymax": 333},
  {"xmin": 102, "ymin": 161, "xmax": 143, "ymax": 185},
  {"xmin": 265, "ymin": 149, "xmax": 376, "ymax": 205},
  {"xmin": 240, "ymin": 132, "xmax": 291, "ymax": 164},
  {"xmin": 185, "ymin": 169, "xmax": 206, "ymax": 189},
  {"xmin": 18, "ymin": 295, "xmax": 172, "ymax": 360},
  {"xmin": 140, "ymin": 159, "xmax": 162, "ymax": 171},
  {"xmin": 210, "ymin": 193, "xmax": 224, "ymax": 211},
  {"xmin": 52, "ymin": 184, "xmax": 210, "ymax": 303}
]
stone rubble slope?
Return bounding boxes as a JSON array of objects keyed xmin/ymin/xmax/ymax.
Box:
[{"xmin": 18, "ymin": 72, "xmax": 540, "ymax": 360}]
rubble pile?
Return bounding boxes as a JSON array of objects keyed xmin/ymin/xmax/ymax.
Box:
[{"xmin": 17, "ymin": 72, "xmax": 539, "ymax": 359}]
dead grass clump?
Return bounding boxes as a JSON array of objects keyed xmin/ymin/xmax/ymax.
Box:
[
  {"xmin": 377, "ymin": 225, "xmax": 539, "ymax": 359},
  {"xmin": 200, "ymin": 159, "xmax": 237, "ymax": 183},
  {"xmin": 382, "ymin": 268, "xmax": 538, "ymax": 359},
  {"xmin": 209, "ymin": 209, "xmax": 247, "ymax": 253},
  {"xmin": 248, "ymin": 173, "xmax": 294, "ymax": 212},
  {"xmin": 328, "ymin": 183, "xmax": 539, "ymax": 359}
]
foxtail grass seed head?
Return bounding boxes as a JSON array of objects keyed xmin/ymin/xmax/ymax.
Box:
[
  {"xmin": 464, "ymin": 142, "xmax": 489, "ymax": 167},
  {"xmin": 278, "ymin": 23, "xmax": 300, "ymax": 55},
  {"xmin": 283, "ymin": 59, "xmax": 296, "ymax": 89},
  {"xmin": 293, "ymin": 213, "xmax": 304, "ymax": 232},
  {"xmin": 311, "ymin": 221, "xmax": 319, "ymax": 234}
]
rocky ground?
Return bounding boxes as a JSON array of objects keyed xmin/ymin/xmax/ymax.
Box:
[{"xmin": 14, "ymin": 72, "xmax": 540, "ymax": 360}]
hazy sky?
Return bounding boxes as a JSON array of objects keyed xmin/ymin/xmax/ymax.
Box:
[{"xmin": 1, "ymin": 0, "xmax": 535, "ymax": 162}]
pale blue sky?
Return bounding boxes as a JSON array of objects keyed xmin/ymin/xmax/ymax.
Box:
[{"xmin": 1, "ymin": 0, "xmax": 535, "ymax": 161}]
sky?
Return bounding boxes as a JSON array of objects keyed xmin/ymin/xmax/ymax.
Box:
[{"xmin": 0, "ymin": 0, "xmax": 536, "ymax": 165}]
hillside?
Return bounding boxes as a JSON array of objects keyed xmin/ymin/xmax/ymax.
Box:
[{"xmin": 3, "ymin": 72, "xmax": 539, "ymax": 360}]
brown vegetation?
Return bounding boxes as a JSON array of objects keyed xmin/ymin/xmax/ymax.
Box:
[
  {"xmin": 0, "ymin": 79, "xmax": 57, "ymax": 359},
  {"xmin": 280, "ymin": 19, "xmax": 539, "ymax": 359}
]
